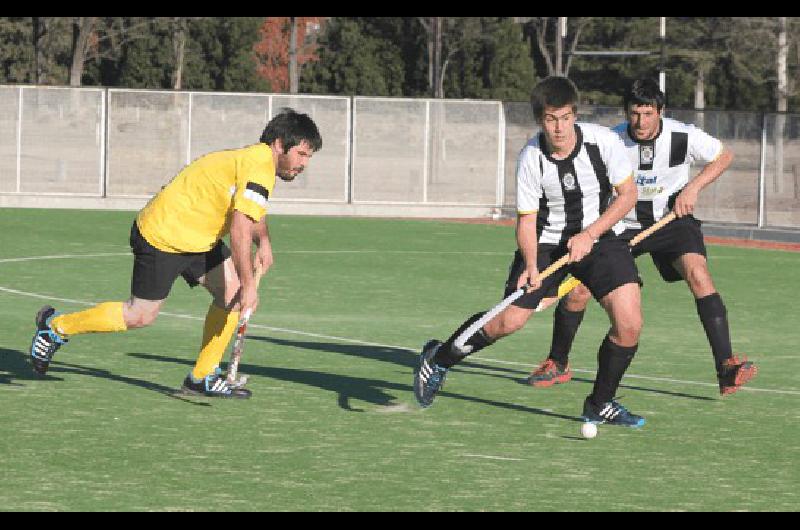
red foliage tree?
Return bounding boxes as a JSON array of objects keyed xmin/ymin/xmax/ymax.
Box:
[{"xmin": 254, "ymin": 17, "xmax": 324, "ymax": 92}]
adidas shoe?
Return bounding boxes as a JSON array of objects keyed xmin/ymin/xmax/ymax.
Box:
[
  {"xmin": 180, "ymin": 373, "xmax": 252, "ymax": 399},
  {"xmin": 718, "ymin": 355, "xmax": 757, "ymax": 396},
  {"xmin": 527, "ymin": 358, "xmax": 572, "ymax": 388},
  {"xmin": 582, "ymin": 397, "xmax": 645, "ymax": 428},
  {"xmin": 213, "ymin": 366, "xmax": 249, "ymax": 389},
  {"xmin": 30, "ymin": 305, "xmax": 68, "ymax": 375},
  {"xmin": 414, "ymin": 339, "xmax": 448, "ymax": 408}
]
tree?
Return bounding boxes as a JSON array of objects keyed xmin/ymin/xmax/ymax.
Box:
[
  {"xmin": 92, "ymin": 18, "xmax": 170, "ymax": 89},
  {"xmin": 417, "ymin": 17, "xmax": 499, "ymax": 98},
  {"xmin": 254, "ymin": 17, "xmax": 322, "ymax": 93},
  {"xmin": 32, "ymin": 17, "xmax": 48, "ymax": 83},
  {"xmin": 189, "ymin": 17, "xmax": 269, "ymax": 92},
  {"xmin": 344, "ymin": 17, "xmax": 428, "ymax": 96},
  {"xmin": 442, "ymin": 18, "xmax": 535, "ymax": 101},
  {"xmin": 171, "ymin": 17, "xmax": 188, "ymax": 90},
  {"xmin": 0, "ymin": 17, "xmax": 33, "ymax": 83},
  {"xmin": 301, "ymin": 18, "xmax": 405, "ymax": 96},
  {"xmin": 69, "ymin": 17, "xmax": 96, "ymax": 86},
  {"xmin": 521, "ymin": 17, "xmax": 591, "ymax": 78}
]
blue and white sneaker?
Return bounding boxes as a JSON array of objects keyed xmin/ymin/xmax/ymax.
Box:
[
  {"xmin": 180, "ymin": 373, "xmax": 252, "ymax": 399},
  {"xmin": 414, "ymin": 340, "xmax": 448, "ymax": 408},
  {"xmin": 214, "ymin": 366, "xmax": 248, "ymax": 389},
  {"xmin": 582, "ymin": 397, "xmax": 645, "ymax": 428},
  {"xmin": 30, "ymin": 305, "xmax": 68, "ymax": 375}
]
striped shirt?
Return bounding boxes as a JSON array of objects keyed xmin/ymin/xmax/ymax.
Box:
[
  {"xmin": 613, "ymin": 117, "xmax": 723, "ymax": 230},
  {"xmin": 516, "ymin": 123, "xmax": 634, "ymax": 246}
]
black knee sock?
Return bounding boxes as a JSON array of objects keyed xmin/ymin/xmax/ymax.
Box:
[
  {"xmin": 434, "ymin": 312, "xmax": 495, "ymax": 368},
  {"xmin": 695, "ymin": 293, "xmax": 733, "ymax": 373},
  {"xmin": 590, "ymin": 335, "xmax": 638, "ymax": 406},
  {"xmin": 548, "ymin": 299, "xmax": 585, "ymax": 366}
]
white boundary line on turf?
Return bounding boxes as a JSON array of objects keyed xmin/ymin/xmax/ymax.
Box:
[
  {"xmin": 0, "ymin": 252, "xmax": 131, "ymax": 264},
  {"xmin": 0, "ymin": 250, "xmax": 512, "ymax": 265},
  {"xmin": 465, "ymin": 357, "xmax": 797, "ymax": 395},
  {"xmin": 3, "ymin": 285, "xmax": 798, "ymax": 397},
  {"xmin": 462, "ymin": 454, "xmax": 526, "ymax": 462}
]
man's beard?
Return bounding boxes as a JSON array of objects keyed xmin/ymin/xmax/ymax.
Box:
[{"xmin": 277, "ymin": 168, "xmax": 301, "ymax": 182}]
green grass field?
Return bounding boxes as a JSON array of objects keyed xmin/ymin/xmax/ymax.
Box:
[{"xmin": 1, "ymin": 208, "xmax": 798, "ymax": 511}]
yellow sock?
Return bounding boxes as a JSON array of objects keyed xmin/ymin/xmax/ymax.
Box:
[
  {"xmin": 191, "ymin": 304, "xmax": 240, "ymax": 380},
  {"xmin": 50, "ymin": 302, "xmax": 127, "ymax": 337}
]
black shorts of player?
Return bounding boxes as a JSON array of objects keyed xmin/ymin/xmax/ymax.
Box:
[
  {"xmin": 504, "ymin": 236, "xmax": 640, "ymax": 310},
  {"xmin": 621, "ymin": 215, "xmax": 707, "ymax": 282},
  {"xmin": 129, "ymin": 221, "xmax": 231, "ymax": 301}
]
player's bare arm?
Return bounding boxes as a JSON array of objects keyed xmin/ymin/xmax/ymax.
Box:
[
  {"xmin": 674, "ymin": 146, "xmax": 734, "ymax": 217},
  {"xmin": 230, "ymin": 209, "xmax": 260, "ymax": 314},
  {"xmin": 253, "ymin": 217, "xmax": 274, "ymax": 275},
  {"xmin": 516, "ymin": 212, "xmax": 541, "ymax": 290},
  {"xmin": 567, "ymin": 175, "xmax": 638, "ymax": 263}
]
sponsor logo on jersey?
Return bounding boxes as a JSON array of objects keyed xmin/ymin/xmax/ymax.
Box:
[
  {"xmin": 639, "ymin": 144, "xmax": 655, "ymax": 165},
  {"xmin": 636, "ymin": 174, "xmax": 658, "ymax": 186},
  {"xmin": 562, "ymin": 172, "xmax": 577, "ymax": 191}
]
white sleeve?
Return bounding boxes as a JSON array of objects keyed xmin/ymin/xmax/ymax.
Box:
[
  {"xmin": 687, "ymin": 126, "xmax": 723, "ymax": 165},
  {"xmin": 516, "ymin": 148, "xmax": 541, "ymax": 214},
  {"xmin": 604, "ymin": 133, "xmax": 634, "ymax": 186}
]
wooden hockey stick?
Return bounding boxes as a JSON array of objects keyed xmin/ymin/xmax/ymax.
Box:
[
  {"xmin": 543, "ymin": 211, "xmax": 680, "ymax": 305},
  {"xmin": 453, "ymin": 212, "xmax": 678, "ymax": 353}
]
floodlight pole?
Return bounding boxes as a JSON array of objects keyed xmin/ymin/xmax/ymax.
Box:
[
  {"xmin": 659, "ymin": 17, "xmax": 666, "ymax": 95},
  {"xmin": 556, "ymin": 17, "xmax": 566, "ymax": 75}
]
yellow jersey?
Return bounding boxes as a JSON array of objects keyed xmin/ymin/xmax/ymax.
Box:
[{"xmin": 137, "ymin": 143, "xmax": 275, "ymax": 253}]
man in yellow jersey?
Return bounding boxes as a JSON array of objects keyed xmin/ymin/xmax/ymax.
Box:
[{"xmin": 29, "ymin": 108, "xmax": 322, "ymax": 399}]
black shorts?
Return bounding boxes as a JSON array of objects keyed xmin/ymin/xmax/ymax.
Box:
[
  {"xmin": 621, "ymin": 215, "xmax": 706, "ymax": 282},
  {"xmin": 504, "ymin": 236, "xmax": 640, "ymax": 310},
  {"xmin": 129, "ymin": 221, "xmax": 231, "ymax": 300}
]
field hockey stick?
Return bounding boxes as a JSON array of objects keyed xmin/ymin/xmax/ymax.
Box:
[
  {"xmin": 453, "ymin": 212, "xmax": 678, "ymax": 352},
  {"xmin": 452, "ymin": 254, "xmax": 570, "ymax": 353},
  {"xmin": 226, "ymin": 262, "xmax": 265, "ymax": 387},
  {"xmin": 547, "ymin": 211, "xmax": 679, "ymax": 302}
]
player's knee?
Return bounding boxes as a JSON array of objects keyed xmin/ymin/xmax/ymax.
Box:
[
  {"xmin": 496, "ymin": 312, "xmax": 528, "ymax": 336},
  {"xmin": 565, "ymin": 283, "xmax": 592, "ymax": 311},
  {"xmin": 613, "ymin": 315, "xmax": 642, "ymax": 344},
  {"xmin": 686, "ymin": 264, "xmax": 714, "ymax": 294},
  {"xmin": 126, "ymin": 308, "xmax": 159, "ymax": 329}
]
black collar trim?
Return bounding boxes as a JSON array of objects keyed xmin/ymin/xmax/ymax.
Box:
[{"xmin": 540, "ymin": 124, "xmax": 583, "ymax": 164}]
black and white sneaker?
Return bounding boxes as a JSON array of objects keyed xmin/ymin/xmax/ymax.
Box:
[
  {"xmin": 180, "ymin": 373, "xmax": 252, "ymax": 399},
  {"xmin": 581, "ymin": 397, "xmax": 645, "ymax": 428},
  {"xmin": 30, "ymin": 305, "xmax": 68, "ymax": 375},
  {"xmin": 414, "ymin": 339, "xmax": 448, "ymax": 408}
]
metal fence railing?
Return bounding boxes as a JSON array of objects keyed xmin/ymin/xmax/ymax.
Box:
[{"xmin": 2, "ymin": 84, "xmax": 799, "ymax": 230}]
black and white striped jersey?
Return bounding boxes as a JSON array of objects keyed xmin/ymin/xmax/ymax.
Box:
[
  {"xmin": 613, "ymin": 117, "xmax": 723, "ymax": 230},
  {"xmin": 516, "ymin": 123, "xmax": 633, "ymax": 246}
]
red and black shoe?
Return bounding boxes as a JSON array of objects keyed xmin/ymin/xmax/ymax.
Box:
[
  {"xmin": 527, "ymin": 358, "xmax": 572, "ymax": 388},
  {"xmin": 718, "ymin": 355, "xmax": 758, "ymax": 396}
]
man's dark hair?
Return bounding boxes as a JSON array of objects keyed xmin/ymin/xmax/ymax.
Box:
[
  {"xmin": 530, "ymin": 76, "xmax": 579, "ymax": 123},
  {"xmin": 624, "ymin": 79, "xmax": 665, "ymax": 112},
  {"xmin": 260, "ymin": 108, "xmax": 322, "ymax": 152}
]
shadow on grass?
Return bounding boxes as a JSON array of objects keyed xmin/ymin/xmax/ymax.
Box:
[
  {"xmin": 248, "ymin": 335, "xmax": 418, "ymax": 369},
  {"xmin": 249, "ymin": 336, "xmax": 714, "ymax": 402},
  {"xmin": 129, "ymin": 351, "xmax": 584, "ymax": 422},
  {"xmin": 0, "ymin": 347, "xmax": 209, "ymax": 406},
  {"xmin": 0, "ymin": 347, "xmax": 59, "ymax": 386}
]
